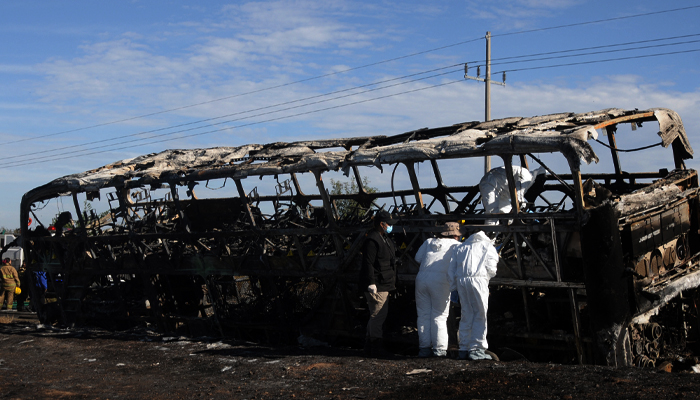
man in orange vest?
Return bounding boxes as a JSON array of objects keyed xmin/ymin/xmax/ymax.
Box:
[{"xmin": 0, "ymin": 258, "xmax": 20, "ymax": 311}]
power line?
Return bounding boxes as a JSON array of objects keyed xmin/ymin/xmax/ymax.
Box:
[
  {"xmin": 4, "ymin": 79, "xmax": 466, "ymax": 168},
  {"xmin": 460, "ymin": 33, "xmax": 700, "ymax": 69},
  {"xmin": 493, "ymin": 5, "xmax": 700, "ymax": 38},
  {"xmin": 1, "ymin": 64, "xmax": 464, "ymax": 162},
  {"xmin": 0, "ymin": 69, "xmax": 464, "ymax": 167},
  {"xmin": 492, "ymin": 48, "xmax": 700, "ymax": 74},
  {"xmin": 8, "ymin": 39, "xmax": 700, "ymax": 165},
  {"xmin": 7, "ymin": 46, "xmax": 698, "ymax": 169},
  {"xmin": 0, "ymin": 40, "xmax": 483, "ymax": 147},
  {"xmin": 484, "ymin": 33, "xmax": 700, "ymax": 64},
  {"xmin": 11, "ymin": 32, "xmax": 700, "ymax": 162},
  {"xmin": 487, "ymin": 38, "xmax": 700, "ymax": 68},
  {"xmin": 4, "ymin": 5, "xmax": 698, "ymax": 146}
]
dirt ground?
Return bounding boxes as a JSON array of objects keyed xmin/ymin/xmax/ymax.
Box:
[{"xmin": 2, "ymin": 312, "xmax": 700, "ymax": 400}]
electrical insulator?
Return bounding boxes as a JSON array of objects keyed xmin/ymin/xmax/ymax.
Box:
[
  {"xmin": 503, "ymin": 71, "xmax": 506, "ymax": 83},
  {"xmin": 477, "ymin": 66, "xmax": 481, "ymax": 77},
  {"xmin": 464, "ymin": 63, "xmax": 468, "ymax": 76}
]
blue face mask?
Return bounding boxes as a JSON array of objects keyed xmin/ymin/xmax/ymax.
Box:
[{"xmin": 385, "ymin": 225, "xmax": 393, "ymax": 234}]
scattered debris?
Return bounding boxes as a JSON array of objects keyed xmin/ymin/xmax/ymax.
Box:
[
  {"xmin": 206, "ymin": 342, "xmax": 232, "ymax": 350},
  {"xmin": 298, "ymin": 335, "xmax": 330, "ymax": 348},
  {"xmin": 656, "ymin": 361, "xmax": 673, "ymax": 373},
  {"xmin": 406, "ymin": 368, "xmax": 432, "ymax": 375}
]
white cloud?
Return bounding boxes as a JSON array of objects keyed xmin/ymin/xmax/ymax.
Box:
[
  {"xmin": 464, "ymin": 0, "xmax": 583, "ymax": 30},
  {"xmin": 516, "ymin": 0, "xmax": 581, "ymax": 9},
  {"xmin": 29, "ymin": 0, "xmax": 379, "ymax": 123}
]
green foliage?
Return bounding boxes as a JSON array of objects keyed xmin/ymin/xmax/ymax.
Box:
[
  {"xmin": 329, "ymin": 176, "xmax": 378, "ymax": 220},
  {"xmin": 78, "ymin": 201, "xmax": 111, "ymax": 229},
  {"xmin": 50, "ymin": 200, "xmax": 109, "ymax": 230}
]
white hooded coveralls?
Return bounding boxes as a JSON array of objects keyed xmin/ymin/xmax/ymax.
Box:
[
  {"xmin": 479, "ymin": 166, "xmax": 542, "ymax": 225},
  {"xmin": 414, "ymin": 238, "xmax": 460, "ymax": 351},
  {"xmin": 449, "ymin": 231, "xmax": 499, "ymax": 352}
]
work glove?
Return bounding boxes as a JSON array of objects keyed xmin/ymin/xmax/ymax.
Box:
[
  {"xmin": 450, "ymin": 290, "xmax": 459, "ymax": 304},
  {"xmin": 367, "ymin": 284, "xmax": 378, "ymax": 294}
]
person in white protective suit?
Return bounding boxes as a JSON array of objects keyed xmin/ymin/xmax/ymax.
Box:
[
  {"xmin": 413, "ymin": 222, "xmax": 463, "ymax": 358},
  {"xmin": 449, "ymin": 230, "xmax": 499, "ymax": 360},
  {"xmin": 479, "ymin": 166, "xmax": 545, "ymax": 225}
]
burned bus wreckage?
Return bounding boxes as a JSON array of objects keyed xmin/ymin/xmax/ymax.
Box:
[{"xmin": 19, "ymin": 107, "xmax": 700, "ymax": 367}]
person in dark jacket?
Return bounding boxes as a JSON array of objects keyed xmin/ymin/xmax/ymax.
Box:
[
  {"xmin": 31, "ymin": 270, "xmax": 49, "ymax": 323},
  {"xmin": 33, "ymin": 271, "xmax": 47, "ymax": 305},
  {"xmin": 359, "ymin": 210, "xmax": 398, "ymax": 357}
]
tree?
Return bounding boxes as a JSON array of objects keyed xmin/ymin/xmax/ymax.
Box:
[
  {"xmin": 329, "ymin": 176, "xmax": 378, "ymax": 221},
  {"xmin": 50, "ymin": 200, "xmax": 110, "ymax": 230}
]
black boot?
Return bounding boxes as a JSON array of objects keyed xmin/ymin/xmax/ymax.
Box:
[
  {"xmin": 363, "ymin": 338, "xmax": 372, "ymax": 357},
  {"xmin": 370, "ymin": 338, "xmax": 396, "ymax": 359}
]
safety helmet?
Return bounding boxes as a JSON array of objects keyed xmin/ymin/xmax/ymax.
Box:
[{"xmin": 14, "ymin": 287, "xmax": 21, "ymax": 295}]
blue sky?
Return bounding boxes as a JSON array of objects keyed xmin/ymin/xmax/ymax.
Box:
[{"xmin": 1, "ymin": 0, "xmax": 699, "ymax": 229}]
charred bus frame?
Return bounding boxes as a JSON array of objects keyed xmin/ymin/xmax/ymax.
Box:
[{"xmin": 20, "ymin": 107, "xmax": 700, "ymax": 366}]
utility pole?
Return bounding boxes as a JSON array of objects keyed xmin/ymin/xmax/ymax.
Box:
[
  {"xmin": 485, "ymin": 31, "xmax": 492, "ymax": 174},
  {"xmin": 464, "ymin": 31, "xmax": 506, "ymax": 174}
]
